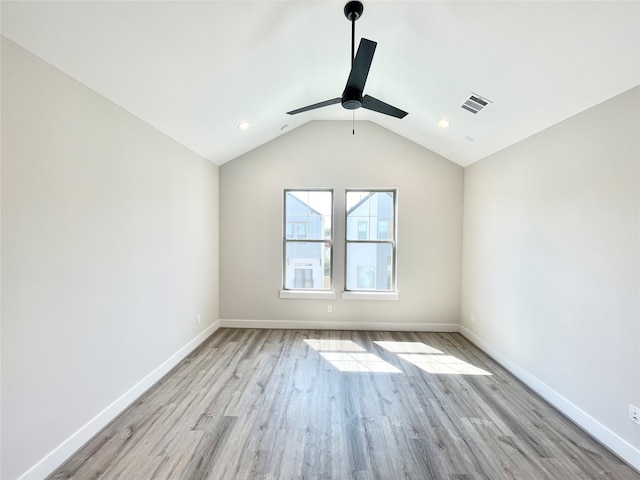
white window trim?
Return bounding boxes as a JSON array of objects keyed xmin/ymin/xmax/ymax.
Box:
[
  {"xmin": 341, "ymin": 291, "xmax": 399, "ymax": 301},
  {"xmin": 280, "ymin": 290, "xmax": 336, "ymax": 300}
]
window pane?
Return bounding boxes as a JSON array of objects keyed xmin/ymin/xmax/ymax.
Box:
[
  {"xmin": 285, "ymin": 242, "xmax": 331, "ymax": 290},
  {"xmin": 285, "ymin": 191, "xmax": 332, "ymax": 240},
  {"xmin": 346, "ymin": 191, "xmax": 394, "ymax": 241},
  {"xmin": 345, "ymin": 243, "xmax": 393, "ymax": 291}
]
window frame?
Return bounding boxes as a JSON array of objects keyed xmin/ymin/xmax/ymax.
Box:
[
  {"xmin": 344, "ymin": 189, "xmax": 397, "ymax": 294},
  {"xmin": 282, "ymin": 189, "xmax": 333, "ymax": 294}
]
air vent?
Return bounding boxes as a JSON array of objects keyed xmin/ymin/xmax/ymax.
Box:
[{"xmin": 461, "ymin": 93, "xmax": 491, "ymax": 114}]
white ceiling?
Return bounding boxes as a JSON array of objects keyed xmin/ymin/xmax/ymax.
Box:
[{"xmin": 2, "ymin": 1, "xmax": 639, "ymax": 167}]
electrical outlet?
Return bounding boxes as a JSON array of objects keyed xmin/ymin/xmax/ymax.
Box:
[
  {"xmin": 197, "ymin": 314, "xmax": 201, "ymax": 325},
  {"xmin": 327, "ymin": 305, "xmax": 333, "ymax": 313},
  {"xmin": 630, "ymin": 404, "xmax": 640, "ymax": 425},
  {"xmin": 470, "ymin": 313, "xmax": 476, "ymax": 323}
]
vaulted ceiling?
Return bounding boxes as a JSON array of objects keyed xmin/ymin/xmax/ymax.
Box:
[{"xmin": 2, "ymin": 1, "xmax": 638, "ymax": 167}]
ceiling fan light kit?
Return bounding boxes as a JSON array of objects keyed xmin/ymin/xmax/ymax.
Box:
[{"xmin": 286, "ymin": 1, "xmax": 408, "ymax": 120}]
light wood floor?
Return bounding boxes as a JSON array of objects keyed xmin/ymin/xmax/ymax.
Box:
[{"xmin": 49, "ymin": 329, "xmax": 640, "ymax": 479}]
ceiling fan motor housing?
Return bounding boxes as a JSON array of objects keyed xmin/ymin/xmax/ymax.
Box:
[{"xmin": 342, "ymin": 86, "xmax": 363, "ymax": 109}]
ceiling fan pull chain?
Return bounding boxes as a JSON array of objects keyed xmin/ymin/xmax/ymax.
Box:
[{"xmin": 353, "ymin": 111, "xmax": 355, "ymax": 135}]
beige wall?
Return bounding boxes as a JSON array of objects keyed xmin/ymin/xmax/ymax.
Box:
[
  {"xmin": 220, "ymin": 120, "xmax": 464, "ymax": 329},
  {"xmin": 461, "ymin": 86, "xmax": 640, "ymax": 462},
  {"xmin": 1, "ymin": 38, "xmax": 220, "ymax": 479}
]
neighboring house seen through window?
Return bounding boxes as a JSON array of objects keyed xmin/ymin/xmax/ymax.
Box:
[{"xmin": 283, "ymin": 190, "xmax": 332, "ymax": 290}]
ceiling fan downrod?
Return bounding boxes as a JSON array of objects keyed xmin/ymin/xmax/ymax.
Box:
[
  {"xmin": 345, "ymin": 0, "xmax": 363, "ymax": 135},
  {"xmin": 344, "ymin": 1, "xmax": 364, "ymax": 68}
]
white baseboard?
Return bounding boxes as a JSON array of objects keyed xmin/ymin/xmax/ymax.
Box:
[
  {"xmin": 18, "ymin": 321, "xmax": 221, "ymax": 480},
  {"xmin": 459, "ymin": 325, "xmax": 640, "ymax": 472},
  {"xmin": 220, "ymin": 318, "xmax": 459, "ymax": 332}
]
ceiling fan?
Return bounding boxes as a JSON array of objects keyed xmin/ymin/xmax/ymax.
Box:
[{"xmin": 286, "ymin": 1, "xmax": 408, "ymax": 119}]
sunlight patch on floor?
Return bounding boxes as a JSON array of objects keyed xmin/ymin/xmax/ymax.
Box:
[
  {"xmin": 304, "ymin": 339, "xmax": 492, "ymax": 375},
  {"xmin": 319, "ymin": 352, "xmax": 403, "ymax": 373},
  {"xmin": 305, "ymin": 339, "xmax": 402, "ymax": 373},
  {"xmin": 304, "ymin": 339, "xmax": 366, "ymax": 352},
  {"xmin": 373, "ymin": 341, "xmax": 442, "ymax": 354},
  {"xmin": 374, "ymin": 341, "xmax": 492, "ymax": 376}
]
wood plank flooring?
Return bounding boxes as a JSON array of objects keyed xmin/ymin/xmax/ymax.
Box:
[{"xmin": 49, "ymin": 329, "xmax": 640, "ymax": 479}]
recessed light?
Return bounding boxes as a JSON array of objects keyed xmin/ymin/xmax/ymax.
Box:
[
  {"xmin": 281, "ymin": 124, "xmax": 289, "ymax": 131},
  {"xmin": 464, "ymin": 136, "xmax": 475, "ymax": 142},
  {"xmin": 436, "ymin": 118, "xmax": 450, "ymax": 129},
  {"xmin": 237, "ymin": 121, "xmax": 251, "ymax": 131}
]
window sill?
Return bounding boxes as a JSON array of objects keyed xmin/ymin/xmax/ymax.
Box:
[
  {"xmin": 279, "ymin": 290, "xmax": 336, "ymax": 300},
  {"xmin": 341, "ymin": 291, "xmax": 399, "ymax": 301}
]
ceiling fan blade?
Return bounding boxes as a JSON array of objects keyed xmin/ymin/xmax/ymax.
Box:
[
  {"xmin": 345, "ymin": 38, "xmax": 377, "ymax": 91},
  {"xmin": 362, "ymin": 95, "xmax": 408, "ymax": 119},
  {"xmin": 287, "ymin": 98, "xmax": 341, "ymax": 115}
]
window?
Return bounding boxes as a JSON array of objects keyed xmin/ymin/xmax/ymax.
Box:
[
  {"xmin": 378, "ymin": 221, "xmax": 389, "ymax": 240},
  {"xmin": 294, "ymin": 268, "xmax": 313, "ymax": 288},
  {"xmin": 283, "ymin": 190, "xmax": 332, "ymax": 290},
  {"xmin": 345, "ymin": 190, "xmax": 396, "ymax": 292},
  {"xmin": 286, "ymin": 223, "xmax": 307, "ymax": 239},
  {"xmin": 357, "ymin": 221, "xmax": 368, "ymax": 240}
]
